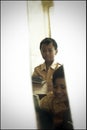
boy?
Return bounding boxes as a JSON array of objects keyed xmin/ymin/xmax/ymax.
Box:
[
  {"xmin": 32, "ymin": 37, "xmax": 61, "ymax": 93},
  {"xmin": 39, "ymin": 65, "xmax": 73, "ymax": 129}
]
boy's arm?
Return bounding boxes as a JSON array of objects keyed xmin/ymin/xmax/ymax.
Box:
[
  {"xmin": 32, "ymin": 66, "xmax": 43, "ymax": 78},
  {"xmin": 62, "ymin": 108, "xmax": 74, "ymax": 129},
  {"xmin": 40, "ymin": 96, "xmax": 50, "ymax": 112},
  {"xmin": 32, "ymin": 67, "xmax": 39, "ymax": 77}
]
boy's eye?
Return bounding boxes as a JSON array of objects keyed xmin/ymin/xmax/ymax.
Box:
[
  {"xmin": 54, "ymin": 85, "xmax": 59, "ymax": 88},
  {"xmin": 48, "ymin": 49, "xmax": 54, "ymax": 53},
  {"xmin": 54, "ymin": 84, "xmax": 65, "ymax": 89},
  {"xmin": 60, "ymin": 84, "xmax": 65, "ymax": 89},
  {"xmin": 54, "ymin": 85, "xmax": 57, "ymax": 88},
  {"xmin": 41, "ymin": 49, "xmax": 47, "ymax": 53},
  {"xmin": 41, "ymin": 49, "xmax": 54, "ymax": 53}
]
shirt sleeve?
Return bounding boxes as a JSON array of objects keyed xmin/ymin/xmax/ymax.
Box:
[{"xmin": 32, "ymin": 64, "xmax": 43, "ymax": 77}]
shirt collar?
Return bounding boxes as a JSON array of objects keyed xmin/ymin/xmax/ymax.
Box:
[
  {"xmin": 41, "ymin": 61, "xmax": 58, "ymax": 71},
  {"xmin": 41, "ymin": 62, "xmax": 46, "ymax": 71}
]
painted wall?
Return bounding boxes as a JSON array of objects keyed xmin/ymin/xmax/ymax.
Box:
[{"xmin": 1, "ymin": 1, "xmax": 37, "ymax": 129}]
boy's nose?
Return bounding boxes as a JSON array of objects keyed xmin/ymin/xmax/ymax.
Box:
[
  {"xmin": 45, "ymin": 51, "xmax": 49, "ymax": 55},
  {"xmin": 56, "ymin": 88, "xmax": 63, "ymax": 98},
  {"xmin": 57, "ymin": 88, "xmax": 62, "ymax": 94}
]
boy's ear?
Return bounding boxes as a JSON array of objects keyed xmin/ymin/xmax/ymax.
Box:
[{"xmin": 55, "ymin": 49, "xmax": 58, "ymax": 55}]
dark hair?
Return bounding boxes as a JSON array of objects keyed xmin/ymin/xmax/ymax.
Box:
[
  {"xmin": 52, "ymin": 65, "xmax": 65, "ymax": 85},
  {"xmin": 40, "ymin": 37, "xmax": 58, "ymax": 50}
]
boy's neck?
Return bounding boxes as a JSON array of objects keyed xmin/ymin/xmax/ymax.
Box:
[{"xmin": 45, "ymin": 61, "xmax": 54, "ymax": 70}]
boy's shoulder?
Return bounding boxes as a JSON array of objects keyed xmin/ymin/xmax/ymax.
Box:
[
  {"xmin": 34, "ymin": 62, "xmax": 62, "ymax": 70},
  {"xmin": 34, "ymin": 63, "xmax": 44, "ymax": 69},
  {"xmin": 34, "ymin": 62, "xmax": 46, "ymax": 71},
  {"xmin": 40, "ymin": 92, "xmax": 54, "ymax": 104}
]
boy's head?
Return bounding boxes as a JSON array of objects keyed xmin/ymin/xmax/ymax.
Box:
[
  {"xmin": 40, "ymin": 38, "xmax": 58, "ymax": 63},
  {"xmin": 52, "ymin": 65, "xmax": 67, "ymax": 99}
]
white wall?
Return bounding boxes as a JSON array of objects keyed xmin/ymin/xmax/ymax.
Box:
[
  {"xmin": 50, "ymin": 1, "xmax": 86, "ymax": 129},
  {"xmin": 1, "ymin": 1, "xmax": 37, "ymax": 129},
  {"xmin": 27, "ymin": 1, "xmax": 47, "ymax": 73}
]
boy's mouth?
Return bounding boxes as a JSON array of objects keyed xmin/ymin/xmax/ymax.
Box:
[{"xmin": 55, "ymin": 93, "xmax": 64, "ymax": 98}]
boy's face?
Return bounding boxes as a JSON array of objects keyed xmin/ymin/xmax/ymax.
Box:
[
  {"xmin": 53, "ymin": 78, "xmax": 67, "ymax": 100},
  {"xmin": 40, "ymin": 43, "xmax": 57, "ymax": 63}
]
